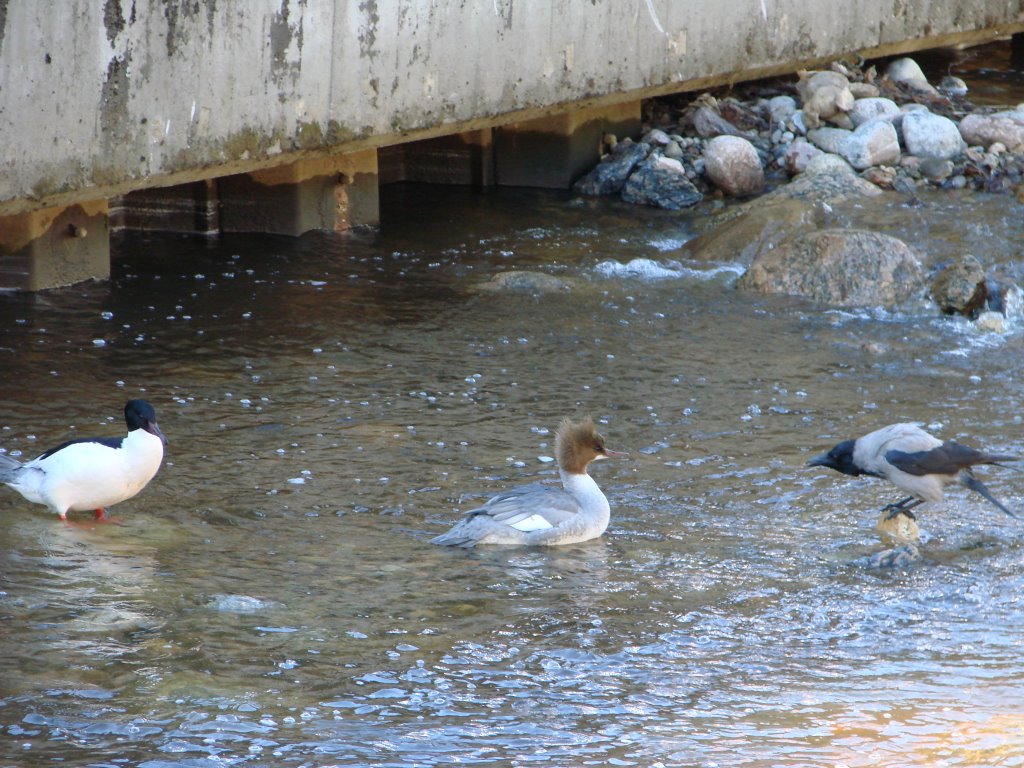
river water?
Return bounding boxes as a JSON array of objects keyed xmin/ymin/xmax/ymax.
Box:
[{"xmin": 4, "ymin": 51, "xmax": 1024, "ymax": 768}]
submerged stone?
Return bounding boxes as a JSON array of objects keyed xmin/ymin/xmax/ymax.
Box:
[
  {"xmin": 474, "ymin": 270, "xmax": 573, "ymax": 294},
  {"xmin": 868, "ymin": 543, "xmax": 921, "ymax": 568}
]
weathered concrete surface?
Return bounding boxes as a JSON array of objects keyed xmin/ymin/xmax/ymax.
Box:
[
  {"xmin": 3, "ymin": 0, "xmax": 1024, "ymax": 218},
  {"xmin": 0, "ymin": 202, "xmax": 110, "ymax": 290},
  {"xmin": 218, "ymin": 151, "xmax": 379, "ymax": 235}
]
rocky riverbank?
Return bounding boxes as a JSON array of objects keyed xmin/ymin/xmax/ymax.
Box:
[{"xmin": 573, "ymin": 54, "xmax": 1024, "ymax": 322}]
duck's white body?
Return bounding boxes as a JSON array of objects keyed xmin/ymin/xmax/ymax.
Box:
[
  {"xmin": 0, "ymin": 400, "xmax": 167, "ymax": 521},
  {"xmin": 432, "ymin": 418, "xmax": 624, "ymax": 548}
]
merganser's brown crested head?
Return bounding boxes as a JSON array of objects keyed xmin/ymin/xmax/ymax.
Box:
[{"xmin": 555, "ymin": 417, "xmax": 626, "ymax": 474}]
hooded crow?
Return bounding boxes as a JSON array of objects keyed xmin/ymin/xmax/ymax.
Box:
[{"xmin": 807, "ymin": 423, "xmax": 1019, "ymax": 520}]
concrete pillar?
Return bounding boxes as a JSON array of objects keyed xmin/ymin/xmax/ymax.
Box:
[
  {"xmin": 0, "ymin": 202, "xmax": 109, "ymax": 291},
  {"xmin": 379, "ymin": 129, "xmax": 495, "ymax": 186},
  {"xmin": 493, "ymin": 102, "xmax": 641, "ymax": 188},
  {"xmin": 218, "ymin": 150, "xmax": 379, "ymax": 236},
  {"xmin": 110, "ymin": 180, "xmax": 220, "ymax": 235}
]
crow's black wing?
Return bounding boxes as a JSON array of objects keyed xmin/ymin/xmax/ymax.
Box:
[{"xmin": 885, "ymin": 442, "xmax": 993, "ymax": 476}]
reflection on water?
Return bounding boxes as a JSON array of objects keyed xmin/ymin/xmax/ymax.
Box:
[{"xmin": 5, "ymin": 111, "xmax": 1024, "ymax": 768}]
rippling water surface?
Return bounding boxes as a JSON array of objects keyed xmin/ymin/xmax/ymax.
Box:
[{"xmin": 6, "ymin": 72, "xmax": 1024, "ymax": 768}]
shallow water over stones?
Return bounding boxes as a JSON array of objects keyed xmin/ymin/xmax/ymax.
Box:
[{"xmin": 1, "ymin": 179, "xmax": 1024, "ymax": 766}]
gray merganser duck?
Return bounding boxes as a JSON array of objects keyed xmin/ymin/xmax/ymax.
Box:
[{"xmin": 432, "ymin": 417, "xmax": 626, "ymax": 547}]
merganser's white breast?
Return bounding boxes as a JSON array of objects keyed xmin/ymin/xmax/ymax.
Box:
[{"xmin": 27, "ymin": 428, "xmax": 165, "ymax": 512}]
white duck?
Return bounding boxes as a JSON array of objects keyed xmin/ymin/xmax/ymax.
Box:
[
  {"xmin": 432, "ymin": 417, "xmax": 626, "ymax": 547},
  {"xmin": 0, "ymin": 399, "xmax": 167, "ymax": 522}
]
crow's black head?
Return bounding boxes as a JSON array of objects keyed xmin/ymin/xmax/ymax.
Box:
[{"xmin": 807, "ymin": 439, "xmax": 863, "ymax": 476}]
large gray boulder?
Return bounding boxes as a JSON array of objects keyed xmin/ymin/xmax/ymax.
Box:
[
  {"xmin": 702, "ymin": 135, "xmax": 765, "ymax": 196},
  {"xmin": 959, "ymin": 111, "xmax": 1024, "ymax": 152},
  {"xmin": 848, "ymin": 97, "xmax": 901, "ymax": 128},
  {"xmin": 886, "ymin": 57, "xmax": 938, "ymax": 95},
  {"xmin": 807, "ymin": 126, "xmax": 851, "ymax": 155},
  {"xmin": 902, "ymin": 111, "xmax": 965, "ymax": 160},
  {"xmin": 886, "ymin": 57, "xmax": 928, "ymax": 85},
  {"xmin": 680, "ymin": 198, "xmax": 825, "ymax": 268},
  {"xmin": 839, "ymin": 119, "xmax": 901, "ymax": 170},
  {"xmin": 681, "ymin": 160, "xmax": 882, "ymax": 266},
  {"xmin": 737, "ymin": 229, "xmax": 925, "ymax": 307}
]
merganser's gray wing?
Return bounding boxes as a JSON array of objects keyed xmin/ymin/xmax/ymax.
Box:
[
  {"xmin": 432, "ymin": 482, "xmax": 584, "ymax": 547},
  {"xmin": 468, "ymin": 483, "xmax": 580, "ymax": 530}
]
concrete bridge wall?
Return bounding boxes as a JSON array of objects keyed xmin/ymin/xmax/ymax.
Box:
[{"xmin": 2, "ymin": 0, "xmax": 1024, "ymax": 288}]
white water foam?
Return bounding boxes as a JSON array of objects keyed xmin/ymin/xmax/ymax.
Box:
[{"xmin": 594, "ymin": 257, "xmax": 744, "ymax": 282}]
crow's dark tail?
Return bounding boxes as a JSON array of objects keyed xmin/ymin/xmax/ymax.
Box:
[
  {"xmin": 983, "ymin": 453, "xmax": 1023, "ymax": 472},
  {"xmin": 962, "ymin": 472, "xmax": 1018, "ymax": 518}
]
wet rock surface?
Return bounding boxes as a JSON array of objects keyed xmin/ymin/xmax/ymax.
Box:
[
  {"xmin": 473, "ymin": 271, "xmax": 574, "ymax": 294},
  {"xmin": 574, "ymin": 52, "xmax": 1024, "ymax": 311},
  {"xmin": 621, "ymin": 155, "xmax": 704, "ymax": 209},
  {"xmin": 573, "ymin": 140, "xmax": 650, "ymax": 196},
  {"xmin": 736, "ymin": 229, "xmax": 925, "ymax": 307},
  {"xmin": 931, "ymin": 254, "xmax": 987, "ymax": 316},
  {"xmin": 703, "ymin": 135, "xmax": 765, "ymax": 196}
]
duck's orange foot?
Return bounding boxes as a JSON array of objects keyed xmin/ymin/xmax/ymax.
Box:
[
  {"xmin": 59, "ymin": 509, "xmax": 123, "ymax": 528},
  {"xmin": 92, "ymin": 508, "xmax": 123, "ymax": 525}
]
